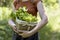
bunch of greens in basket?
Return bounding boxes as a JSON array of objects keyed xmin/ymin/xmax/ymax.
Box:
[{"xmin": 10, "ymin": 7, "xmax": 37, "ymax": 23}]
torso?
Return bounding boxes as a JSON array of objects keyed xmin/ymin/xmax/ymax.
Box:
[{"xmin": 14, "ymin": 0, "xmax": 37, "ymax": 16}]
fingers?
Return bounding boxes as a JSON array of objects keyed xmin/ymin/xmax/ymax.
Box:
[
  {"xmin": 12, "ymin": 26, "xmax": 19, "ymax": 33},
  {"xmin": 19, "ymin": 30, "xmax": 29, "ymax": 32},
  {"xmin": 18, "ymin": 30, "xmax": 25, "ymax": 32},
  {"xmin": 18, "ymin": 30, "xmax": 25, "ymax": 34},
  {"xmin": 17, "ymin": 30, "xmax": 24, "ymax": 36},
  {"xmin": 18, "ymin": 30, "xmax": 27, "ymax": 36},
  {"xmin": 13, "ymin": 27, "xmax": 16, "ymax": 31},
  {"xmin": 19, "ymin": 33, "xmax": 23, "ymax": 36}
]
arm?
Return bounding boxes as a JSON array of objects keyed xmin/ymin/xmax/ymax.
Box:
[
  {"xmin": 8, "ymin": 1, "xmax": 16, "ymax": 27},
  {"xmin": 30, "ymin": 1, "xmax": 48, "ymax": 34},
  {"xmin": 8, "ymin": 1, "xmax": 18, "ymax": 33},
  {"xmin": 13, "ymin": 0, "xmax": 20, "ymax": 10},
  {"xmin": 8, "ymin": 19, "xmax": 16, "ymax": 27},
  {"xmin": 8, "ymin": 19, "xmax": 19, "ymax": 33},
  {"xmin": 18, "ymin": 1, "xmax": 48, "ymax": 38}
]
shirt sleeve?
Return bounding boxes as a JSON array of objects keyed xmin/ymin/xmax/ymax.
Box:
[{"xmin": 8, "ymin": 19, "xmax": 16, "ymax": 27}]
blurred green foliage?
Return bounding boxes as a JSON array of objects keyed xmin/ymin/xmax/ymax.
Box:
[
  {"xmin": 0, "ymin": 0, "xmax": 59, "ymax": 7},
  {"xmin": 43, "ymin": 0, "xmax": 58, "ymax": 6},
  {"xmin": 0, "ymin": 0, "xmax": 60, "ymax": 40},
  {"xmin": 0, "ymin": 6, "xmax": 60, "ymax": 40},
  {"xmin": 0, "ymin": 7, "xmax": 12, "ymax": 40},
  {"xmin": 0, "ymin": 0, "xmax": 13, "ymax": 7}
]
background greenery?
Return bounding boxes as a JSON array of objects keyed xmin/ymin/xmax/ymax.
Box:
[{"xmin": 0, "ymin": 0, "xmax": 60, "ymax": 40}]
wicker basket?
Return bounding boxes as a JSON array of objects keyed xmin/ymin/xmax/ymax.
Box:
[{"xmin": 15, "ymin": 18, "xmax": 37, "ymax": 31}]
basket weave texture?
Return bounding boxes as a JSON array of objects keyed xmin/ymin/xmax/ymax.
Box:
[{"xmin": 15, "ymin": 18, "xmax": 37, "ymax": 31}]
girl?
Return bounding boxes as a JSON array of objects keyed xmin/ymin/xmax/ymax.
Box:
[{"xmin": 8, "ymin": 0, "xmax": 48, "ymax": 40}]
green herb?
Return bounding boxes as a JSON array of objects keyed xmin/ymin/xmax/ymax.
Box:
[{"xmin": 11, "ymin": 7, "xmax": 37, "ymax": 23}]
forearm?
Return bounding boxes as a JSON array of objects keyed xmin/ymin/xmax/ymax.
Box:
[
  {"xmin": 8, "ymin": 2, "xmax": 16, "ymax": 27},
  {"xmin": 30, "ymin": 1, "xmax": 48, "ymax": 34},
  {"xmin": 30, "ymin": 17, "xmax": 48, "ymax": 34}
]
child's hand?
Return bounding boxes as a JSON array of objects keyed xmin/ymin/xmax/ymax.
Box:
[
  {"xmin": 18, "ymin": 30, "xmax": 33, "ymax": 38},
  {"xmin": 12, "ymin": 26, "xmax": 19, "ymax": 33},
  {"xmin": 8, "ymin": 20, "xmax": 19, "ymax": 33}
]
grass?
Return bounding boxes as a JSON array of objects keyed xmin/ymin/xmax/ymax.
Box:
[{"xmin": 0, "ymin": 6, "xmax": 60, "ymax": 40}]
